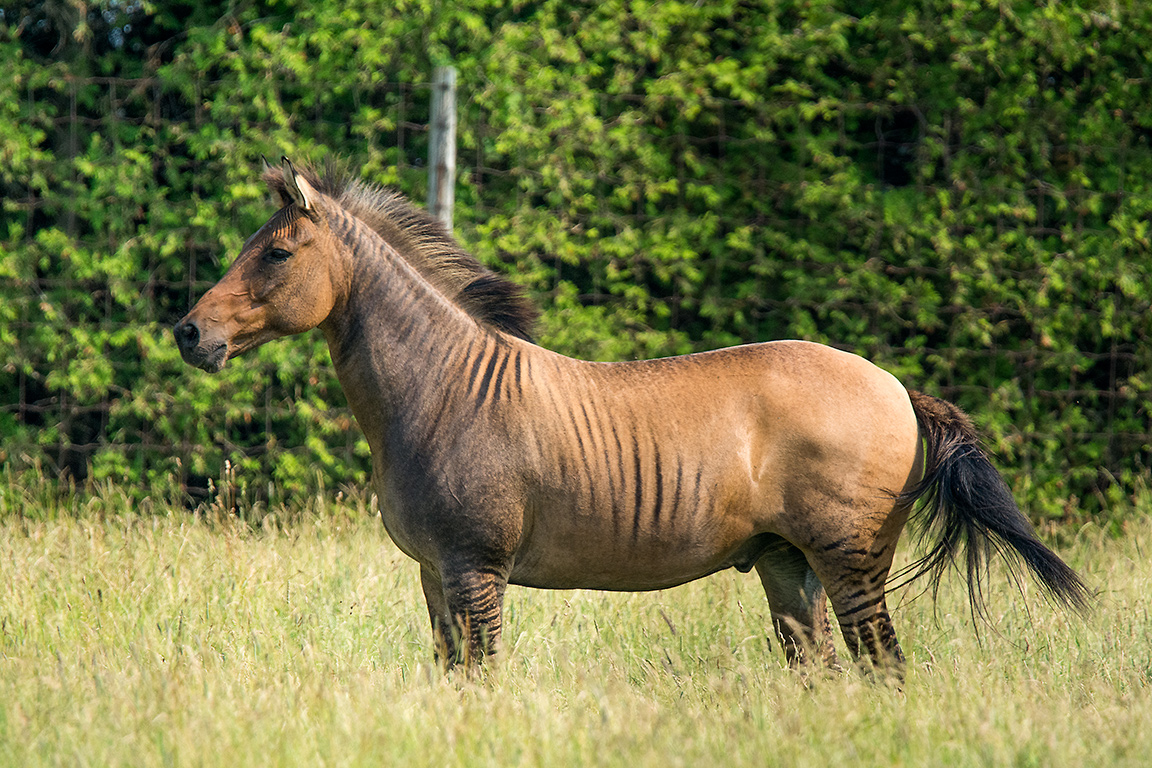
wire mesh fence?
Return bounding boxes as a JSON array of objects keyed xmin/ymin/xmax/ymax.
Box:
[{"xmin": 1, "ymin": 66, "xmax": 1149, "ymax": 515}]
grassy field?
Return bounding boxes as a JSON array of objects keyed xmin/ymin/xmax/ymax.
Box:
[{"xmin": 1, "ymin": 482, "xmax": 1150, "ymax": 767}]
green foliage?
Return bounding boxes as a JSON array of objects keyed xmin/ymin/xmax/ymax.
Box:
[{"xmin": 2, "ymin": 1, "xmax": 1151, "ymax": 518}]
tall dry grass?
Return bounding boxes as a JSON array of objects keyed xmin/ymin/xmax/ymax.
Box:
[{"xmin": 0, "ymin": 482, "xmax": 1149, "ymax": 766}]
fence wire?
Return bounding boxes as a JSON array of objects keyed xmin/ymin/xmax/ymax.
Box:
[{"xmin": 1, "ymin": 71, "xmax": 1148, "ymax": 514}]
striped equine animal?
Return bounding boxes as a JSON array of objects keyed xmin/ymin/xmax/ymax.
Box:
[{"xmin": 174, "ymin": 158, "xmax": 1089, "ymax": 675}]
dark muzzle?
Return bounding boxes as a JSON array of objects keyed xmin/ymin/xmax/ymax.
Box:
[{"xmin": 173, "ymin": 318, "xmax": 228, "ymax": 372}]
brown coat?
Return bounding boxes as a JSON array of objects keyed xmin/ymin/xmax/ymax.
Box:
[{"xmin": 175, "ymin": 159, "xmax": 1089, "ymax": 675}]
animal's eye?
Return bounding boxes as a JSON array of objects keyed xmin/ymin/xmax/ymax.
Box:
[{"xmin": 263, "ymin": 248, "xmax": 292, "ymax": 264}]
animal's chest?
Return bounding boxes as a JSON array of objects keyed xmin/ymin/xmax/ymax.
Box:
[
  {"xmin": 370, "ymin": 449, "xmax": 456, "ymax": 565},
  {"xmin": 371, "ymin": 453, "xmax": 527, "ymax": 570},
  {"xmin": 374, "ymin": 476, "xmax": 429, "ymax": 563}
]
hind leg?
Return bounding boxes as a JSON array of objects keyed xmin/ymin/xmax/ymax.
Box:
[
  {"xmin": 789, "ymin": 496, "xmax": 914, "ymax": 680},
  {"xmin": 835, "ymin": 596, "xmax": 904, "ymax": 674},
  {"xmin": 810, "ymin": 539, "xmax": 906, "ymax": 679},
  {"xmin": 755, "ymin": 543, "xmax": 840, "ymax": 669}
]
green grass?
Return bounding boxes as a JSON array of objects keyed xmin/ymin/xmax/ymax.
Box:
[{"xmin": 1, "ymin": 483, "xmax": 1150, "ymax": 767}]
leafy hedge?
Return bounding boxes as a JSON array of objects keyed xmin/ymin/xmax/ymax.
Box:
[{"xmin": 2, "ymin": 0, "xmax": 1151, "ymax": 519}]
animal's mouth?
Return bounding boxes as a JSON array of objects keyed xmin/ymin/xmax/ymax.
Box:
[
  {"xmin": 179, "ymin": 340, "xmax": 229, "ymax": 373},
  {"xmin": 198, "ymin": 343, "xmax": 229, "ymax": 373}
]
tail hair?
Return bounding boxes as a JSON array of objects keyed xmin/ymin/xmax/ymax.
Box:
[{"xmin": 896, "ymin": 390, "xmax": 1092, "ymax": 619}]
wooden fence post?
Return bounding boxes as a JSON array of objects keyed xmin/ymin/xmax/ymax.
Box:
[{"xmin": 428, "ymin": 66, "xmax": 457, "ymax": 230}]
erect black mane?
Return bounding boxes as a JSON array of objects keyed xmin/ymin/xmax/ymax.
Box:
[{"xmin": 263, "ymin": 161, "xmax": 538, "ymax": 342}]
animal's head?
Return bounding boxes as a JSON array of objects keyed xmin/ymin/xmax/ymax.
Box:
[{"xmin": 174, "ymin": 158, "xmax": 347, "ymax": 372}]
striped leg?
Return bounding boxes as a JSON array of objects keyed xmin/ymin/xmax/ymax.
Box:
[
  {"xmin": 420, "ymin": 566, "xmax": 457, "ymax": 667},
  {"xmin": 421, "ymin": 564, "xmax": 507, "ymax": 670},
  {"xmin": 756, "ymin": 545, "xmax": 840, "ymax": 669},
  {"xmin": 836, "ymin": 599, "xmax": 904, "ymax": 674},
  {"xmin": 815, "ymin": 548, "xmax": 906, "ymax": 680},
  {"xmin": 797, "ymin": 494, "xmax": 912, "ymax": 681}
]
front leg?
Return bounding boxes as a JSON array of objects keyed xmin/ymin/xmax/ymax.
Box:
[
  {"xmin": 420, "ymin": 564, "xmax": 508, "ymax": 671},
  {"xmin": 420, "ymin": 566, "xmax": 457, "ymax": 667}
]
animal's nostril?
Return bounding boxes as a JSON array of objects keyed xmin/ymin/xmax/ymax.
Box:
[{"xmin": 175, "ymin": 320, "xmax": 200, "ymax": 349}]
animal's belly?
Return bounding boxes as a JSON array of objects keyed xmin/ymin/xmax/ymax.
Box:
[
  {"xmin": 509, "ymin": 554, "xmax": 720, "ymax": 591},
  {"xmin": 508, "ymin": 518, "xmax": 770, "ymax": 591}
]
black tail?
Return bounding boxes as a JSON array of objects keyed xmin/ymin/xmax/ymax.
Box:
[{"xmin": 898, "ymin": 390, "xmax": 1091, "ymax": 617}]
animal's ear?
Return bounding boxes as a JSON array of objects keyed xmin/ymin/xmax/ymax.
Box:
[{"xmin": 281, "ymin": 156, "xmax": 319, "ymax": 215}]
